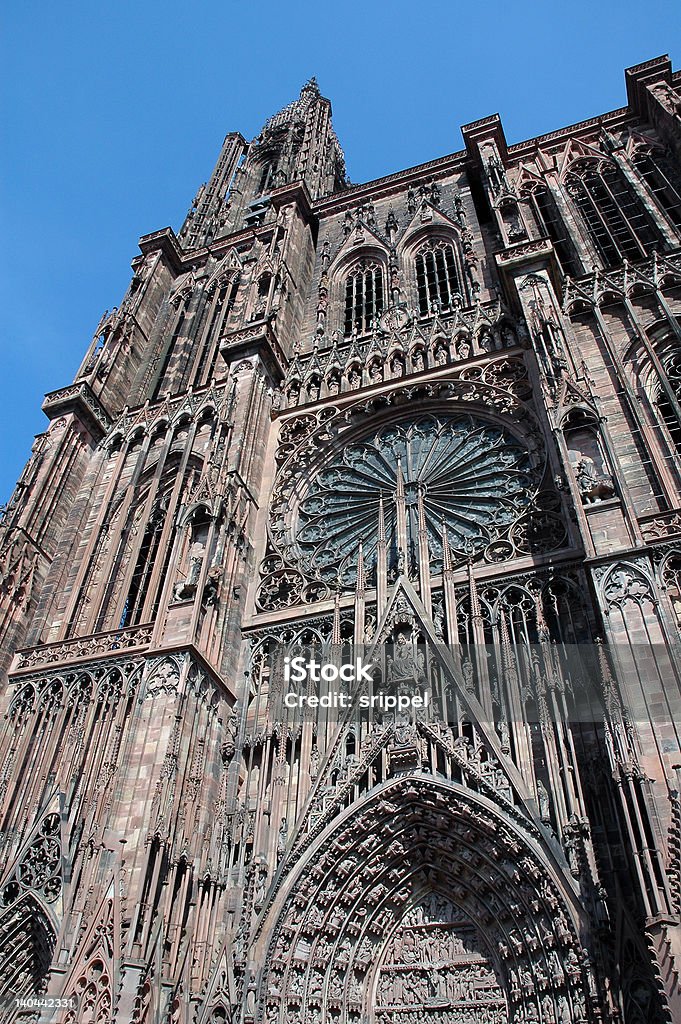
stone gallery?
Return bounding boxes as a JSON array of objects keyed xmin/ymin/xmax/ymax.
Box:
[{"xmin": 1, "ymin": 55, "xmax": 681, "ymax": 1023}]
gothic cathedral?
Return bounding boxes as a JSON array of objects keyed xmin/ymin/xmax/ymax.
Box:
[{"xmin": 2, "ymin": 56, "xmax": 681, "ymax": 1024}]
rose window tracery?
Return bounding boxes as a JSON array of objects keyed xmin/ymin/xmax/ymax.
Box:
[{"xmin": 293, "ymin": 414, "xmax": 543, "ymax": 584}]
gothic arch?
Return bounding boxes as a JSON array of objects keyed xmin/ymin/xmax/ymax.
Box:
[
  {"xmin": 561, "ymin": 157, "xmax": 660, "ymax": 268},
  {"xmin": 626, "ymin": 318, "xmax": 681, "ymax": 464},
  {"xmin": 560, "ymin": 407, "xmax": 616, "ymax": 505},
  {"xmin": 329, "ymin": 246, "xmax": 389, "ymax": 337},
  {"xmin": 399, "ymin": 226, "xmax": 467, "ymax": 315},
  {"xmin": 254, "ymin": 775, "xmax": 592, "ymax": 1024},
  {"xmin": 598, "ymin": 561, "xmax": 656, "ymax": 613},
  {"xmin": 518, "ymin": 178, "xmax": 581, "ymax": 278},
  {"xmin": 0, "ymin": 890, "xmax": 56, "ymax": 1009}
]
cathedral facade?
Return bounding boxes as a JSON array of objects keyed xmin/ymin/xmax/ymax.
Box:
[{"xmin": 2, "ymin": 55, "xmax": 681, "ymax": 1024}]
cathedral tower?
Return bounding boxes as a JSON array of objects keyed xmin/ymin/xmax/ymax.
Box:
[{"xmin": 1, "ymin": 62, "xmax": 681, "ymax": 1024}]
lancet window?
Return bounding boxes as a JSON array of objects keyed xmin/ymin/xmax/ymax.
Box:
[
  {"xmin": 564, "ymin": 159, "xmax": 660, "ymax": 267},
  {"xmin": 152, "ymin": 291, "xmax": 191, "ymax": 400},
  {"xmin": 634, "ymin": 149, "xmax": 681, "ymax": 229},
  {"xmin": 119, "ymin": 498, "xmax": 168, "ymax": 628},
  {"xmin": 654, "ymin": 346, "xmax": 681, "ymax": 456},
  {"xmin": 343, "ymin": 260, "xmax": 385, "ymax": 336},
  {"xmin": 637, "ymin": 329, "xmax": 681, "ymax": 462},
  {"xmin": 415, "ymin": 239, "xmax": 463, "ymax": 315},
  {"xmin": 523, "ymin": 184, "xmax": 580, "ymax": 277},
  {"xmin": 661, "ymin": 554, "xmax": 681, "ymax": 631},
  {"xmin": 257, "ymin": 160, "xmax": 277, "ymax": 196},
  {"xmin": 192, "ymin": 274, "xmax": 239, "ymax": 387}
]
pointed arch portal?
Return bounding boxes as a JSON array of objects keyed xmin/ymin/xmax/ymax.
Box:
[{"xmin": 256, "ymin": 775, "xmax": 592, "ymax": 1024}]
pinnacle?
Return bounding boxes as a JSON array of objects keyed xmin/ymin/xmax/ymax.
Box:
[{"xmin": 301, "ymin": 76, "xmax": 320, "ymax": 95}]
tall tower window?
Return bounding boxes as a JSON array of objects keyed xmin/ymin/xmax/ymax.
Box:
[
  {"xmin": 118, "ymin": 502, "xmax": 167, "ymax": 628},
  {"xmin": 344, "ymin": 261, "xmax": 384, "ymax": 336},
  {"xmin": 415, "ymin": 240, "xmax": 463, "ymax": 316},
  {"xmin": 652, "ymin": 346, "xmax": 681, "ymax": 456},
  {"xmin": 257, "ymin": 161, "xmax": 277, "ymax": 196},
  {"xmin": 635, "ymin": 327, "xmax": 681, "ymax": 473},
  {"xmin": 524, "ymin": 185, "xmax": 580, "ymax": 277},
  {"xmin": 634, "ymin": 150, "xmax": 681, "ymax": 229},
  {"xmin": 565, "ymin": 160, "xmax": 660, "ymax": 267}
]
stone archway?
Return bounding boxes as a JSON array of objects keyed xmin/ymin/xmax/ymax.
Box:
[
  {"xmin": 0, "ymin": 892, "xmax": 56, "ymax": 1011},
  {"xmin": 255, "ymin": 776, "xmax": 594, "ymax": 1024}
]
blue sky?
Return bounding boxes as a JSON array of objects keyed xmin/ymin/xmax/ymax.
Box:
[{"xmin": 1, "ymin": 0, "xmax": 680, "ymax": 500}]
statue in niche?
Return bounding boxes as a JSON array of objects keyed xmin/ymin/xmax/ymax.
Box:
[
  {"xmin": 541, "ymin": 995, "xmax": 557, "ymax": 1024},
  {"xmin": 456, "ymin": 337, "xmax": 471, "ymax": 360},
  {"xmin": 387, "ymin": 632, "xmax": 426, "ymax": 686},
  {"xmin": 394, "ymin": 707, "xmax": 417, "ymax": 745},
  {"xmin": 276, "ymin": 817, "xmax": 288, "ymax": 862},
  {"xmin": 432, "ymin": 604, "xmax": 444, "ymax": 640},
  {"xmin": 537, "ymin": 778, "xmax": 551, "ymax": 822},
  {"xmin": 369, "ymin": 360, "xmax": 383, "ymax": 383},
  {"xmin": 254, "ymin": 865, "xmax": 268, "ymax": 907},
  {"xmin": 504, "ymin": 203, "xmax": 526, "ymax": 241},
  {"xmin": 478, "ymin": 329, "xmax": 494, "ymax": 353},
  {"xmin": 309, "ymin": 744, "xmax": 320, "ymax": 778},
  {"xmin": 390, "ymin": 354, "xmax": 404, "ymax": 378},
  {"xmin": 567, "ymin": 427, "xmax": 615, "ymax": 504},
  {"xmin": 174, "ymin": 533, "xmax": 207, "ymax": 601},
  {"xmin": 575, "ymin": 454, "xmax": 615, "ymax": 503},
  {"xmin": 462, "ymin": 658, "xmax": 475, "ymax": 693},
  {"xmin": 221, "ymin": 708, "xmax": 238, "ymax": 762},
  {"xmin": 433, "ymin": 342, "xmax": 448, "ymax": 365}
]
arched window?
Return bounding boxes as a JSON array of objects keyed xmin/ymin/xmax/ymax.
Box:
[
  {"xmin": 662, "ymin": 554, "xmax": 681, "ymax": 630},
  {"xmin": 565, "ymin": 160, "xmax": 660, "ymax": 267},
  {"xmin": 193, "ymin": 274, "xmax": 239, "ymax": 387},
  {"xmin": 640, "ymin": 335, "xmax": 681, "ymax": 458},
  {"xmin": 257, "ymin": 160, "xmax": 277, "ymax": 196},
  {"xmin": 344, "ymin": 260, "xmax": 384, "ymax": 336},
  {"xmin": 633, "ymin": 149, "xmax": 681, "ymax": 229},
  {"xmin": 119, "ymin": 499, "xmax": 168, "ymax": 628},
  {"xmin": 415, "ymin": 239, "xmax": 463, "ymax": 315},
  {"xmin": 523, "ymin": 184, "xmax": 580, "ymax": 277},
  {"xmin": 655, "ymin": 347, "xmax": 681, "ymax": 453}
]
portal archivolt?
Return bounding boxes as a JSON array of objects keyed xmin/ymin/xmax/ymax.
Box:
[{"xmin": 256, "ymin": 776, "xmax": 593, "ymax": 1024}]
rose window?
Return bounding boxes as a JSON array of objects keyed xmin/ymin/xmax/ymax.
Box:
[{"xmin": 293, "ymin": 414, "xmax": 543, "ymax": 585}]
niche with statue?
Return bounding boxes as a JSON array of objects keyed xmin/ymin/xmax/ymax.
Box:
[{"xmin": 564, "ymin": 411, "xmax": 616, "ymax": 504}]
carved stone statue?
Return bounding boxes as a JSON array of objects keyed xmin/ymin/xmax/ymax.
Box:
[
  {"xmin": 537, "ymin": 778, "xmax": 551, "ymax": 822},
  {"xmin": 276, "ymin": 817, "xmax": 288, "ymax": 861},
  {"xmin": 387, "ymin": 632, "xmax": 425, "ymax": 685}
]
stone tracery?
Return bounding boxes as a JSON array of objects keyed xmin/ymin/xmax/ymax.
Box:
[
  {"xmin": 295, "ymin": 413, "xmax": 539, "ymax": 581},
  {"xmin": 259, "ymin": 371, "xmax": 570, "ymax": 608}
]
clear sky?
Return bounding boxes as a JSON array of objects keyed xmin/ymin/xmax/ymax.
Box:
[{"xmin": 1, "ymin": 0, "xmax": 680, "ymax": 500}]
